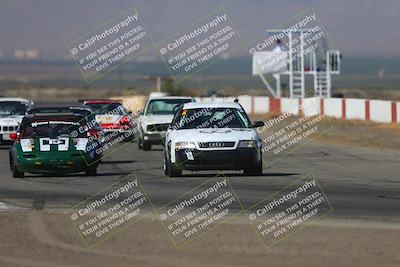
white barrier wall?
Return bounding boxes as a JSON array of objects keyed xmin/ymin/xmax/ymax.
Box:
[
  {"xmin": 302, "ymin": 97, "xmax": 321, "ymax": 116},
  {"xmin": 346, "ymin": 98, "xmax": 365, "ymax": 120},
  {"xmin": 281, "ymin": 98, "xmax": 299, "ymax": 115},
  {"xmin": 224, "ymin": 97, "xmax": 237, "ymax": 103},
  {"xmin": 370, "ymin": 100, "xmax": 392, "ymax": 123},
  {"xmin": 397, "ymin": 102, "xmax": 400, "ymax": 123},
  {"xmin": 253, "ymin": 96, "xmax": 269, "ymax": 114},
  {"xmin": 192, "ymin": 96, "xmax": 398, "ymax": 125},
  {"xmin": 200, "ymin": 97, "xmax": 211, "ymax": 102},
  {"xmin": 237, "ymin": 95, "xmax": 253, "ymax": 113},
  {"xmin": 323, "ymin": 98, "xmax": 342, "ymax": 118}
]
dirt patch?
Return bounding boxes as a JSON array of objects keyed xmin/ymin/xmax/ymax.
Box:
[{"xmin": 0, "ymin": 211, "xmax": 398, "ymax": 267}]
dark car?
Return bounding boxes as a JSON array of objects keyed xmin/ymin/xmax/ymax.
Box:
[{"xmin": 9, "ymin": 113, "xmax": 101, "ymax": 178}]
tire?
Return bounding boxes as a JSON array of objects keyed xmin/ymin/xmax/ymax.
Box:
[
  {"xmin": 244, "ymin": 159, "xmax": 263, "ymax": 176},
  {"xmin": 85, "ymin": 165, "xmax": 98, "ymax": 176},
  {"xmin": 142, "ymin": 140, "xmax": 151, "ymax": 151},
  {"xmin": 13, "ymin": 168, "xmax": 24, "ymax": 178},
  {"xmin": 163, "ymin": 151, "xmax": 169, "ymax": 175},
  {"xmin": 165, "ymin": 152, "xmax": 181, "ymax": 177},
  {"xmin": 8, "ymin": 153, "xmax": 13, "ymax": 171},
  {"xmin": 10, "ymin": 157, "xmax": 24, "ymax": 178},
  {"xmin": 138, "ymin": 137, "xmax": 143, "ymax": 150}
]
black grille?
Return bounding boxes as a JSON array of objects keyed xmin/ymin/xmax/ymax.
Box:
[
  {"xmin": 147, "ymin": 123, "xmax": 170, "ymax": 132},
  {"xmin": 1, "ymin": 126, "xmax": 16, "ymax": 132},
  {"xmin": 198, "ymin": 142, "xmax": 235, "ymax": 148}
]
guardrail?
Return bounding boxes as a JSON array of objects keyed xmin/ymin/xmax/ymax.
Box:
[{"xmin": 196, "ymin": 95, "xmax": 400, "ymax": 124}]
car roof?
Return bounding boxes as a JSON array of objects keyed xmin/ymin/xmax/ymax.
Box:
[
  {"xmin": 0, "ymin": 97, "xmax": 31, "ymax": 103},
  {"xmin": 148, "ymin": 96, "xmax": 195, "ymax": 101},
  {"xmin": 182, "ymin": 101, "xmax": 243, "ymax": 110}
]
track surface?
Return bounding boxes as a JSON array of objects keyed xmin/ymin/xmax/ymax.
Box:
[{"xmin": 0, "ymin": 139, "xmax": 399, "ymax": 223}]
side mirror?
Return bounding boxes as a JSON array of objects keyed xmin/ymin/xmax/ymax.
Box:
[
  {"xmin": 252, "ymin": 121, "xmax": 265, "ymax": 128},
  {"xmin": 9, "ymin": 133, "xmax": 17, "ymax": 140}
]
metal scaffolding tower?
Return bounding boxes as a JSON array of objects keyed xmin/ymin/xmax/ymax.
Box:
[{"xmin": 252, "ymin": 29, "xmax": 341, "ymax": 98}]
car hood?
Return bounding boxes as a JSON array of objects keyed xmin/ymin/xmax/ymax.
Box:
[
  {"xmin": 140, "ymin": 115, "xmax": 174, "ymax": 126},
  {"xmin": 172, "ymin": 128, "xmax": 256, "ymax": 143}
]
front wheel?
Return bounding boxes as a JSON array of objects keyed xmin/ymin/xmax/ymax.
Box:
[
  {"xmin": 163, "ymin": 152, "xmax": 168, "ymax": 175},
  {"xmin": 244, "ymin": 159, "xmax": 263, "ymax": 176},
  {"xmin": 164, "ymin": 152, "xmax": 181, "ymax": 177},
  {"xmin": 85, "ymin": 165, "xmax": 98, "ymax": 176},
  {"xmin": 142, "ymin": 140, "xmax": 151, "ymax": 151},
  {"xmin": 138, "ymin": 137, "xmax": 143, "ymax": 150}
]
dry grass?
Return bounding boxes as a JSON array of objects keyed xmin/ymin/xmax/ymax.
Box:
[
  {"xmin": 315, "ymin": 118, "xmax": 400, "ymax": 151},
  {"xmin": 251, "ymin": 113, "xmax": 400, "ymax": 151}
]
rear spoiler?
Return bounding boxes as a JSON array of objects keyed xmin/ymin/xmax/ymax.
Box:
[
  {"xmin": 20, "ymin": 113, "xmax": 84, "ymax": 128},
  {"xmin": 31, "ymin": 112, "xmax": 77, "ymax": 117}
]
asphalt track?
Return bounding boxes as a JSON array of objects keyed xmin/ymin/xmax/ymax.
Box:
[{"xmin": 0, "ymin": 138, "xmax": 399, "ymax": 223}]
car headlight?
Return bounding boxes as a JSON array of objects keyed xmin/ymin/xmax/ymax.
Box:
[
  {"xmin": 238, "ymin": 140, "xmax": 257, "ymax": 148},
  {"xmin": 175, "ymin": 142, "xmax": 196, "ymax": 150}
]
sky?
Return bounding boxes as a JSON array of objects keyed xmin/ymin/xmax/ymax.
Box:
[{"xmin": 0, "ymin": 0, "xmax": 399, "ymax": 59}]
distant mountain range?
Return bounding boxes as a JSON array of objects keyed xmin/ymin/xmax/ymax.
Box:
[{"xmin": 1, "ymin": 57, "xmax": 399, "ymax": 90}]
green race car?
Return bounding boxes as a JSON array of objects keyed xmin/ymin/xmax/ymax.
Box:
[{"xmin": 9, "ymin": 114, "xmax": 100, "ymax": 178}]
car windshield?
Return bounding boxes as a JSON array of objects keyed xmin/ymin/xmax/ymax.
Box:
[
  {"xmin": 21, "ymin": 120, "xmax": 85, "ymax": 138},
  {"xmin": 86, "ymin": 103, "xmax": 127, "ymax": 115},
  {"xmin": 145, "ymin": 99, "xmax": 192, "ymax": 115},
  {"xmin": 0, "ymin": 101, "xmax": 28, "ymax": 116},
  {"xmin": 172, "ymin": 107, "xmax": 252, "ymax": 129}
]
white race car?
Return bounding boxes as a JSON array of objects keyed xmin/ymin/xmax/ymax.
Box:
[
  {"xmin": 137, "ymin": 96, "xmax": 195, "ymax": 151},
  {"xmin": 164, "ymin": 101, "xmax": 265, "ymax": 177},
  {"xmin": 0, "ymin": 98, "xmax": 33, "ymax": 145}
]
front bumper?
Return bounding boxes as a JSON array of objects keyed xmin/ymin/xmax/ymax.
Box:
[
  {"xmin": 0, "ymin": 132, "xmax": 16, "ymax": 144},
  {"xmin": 143, "ymin": 132, "xmax": 164, "ymax": 144},
  {"xmin": 15, "ymin": 154, "xmax": 97, "ymax": 174},
  {"xmin": 174, "ymin": 148, "xmax": 261, "ymax": 171}
]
